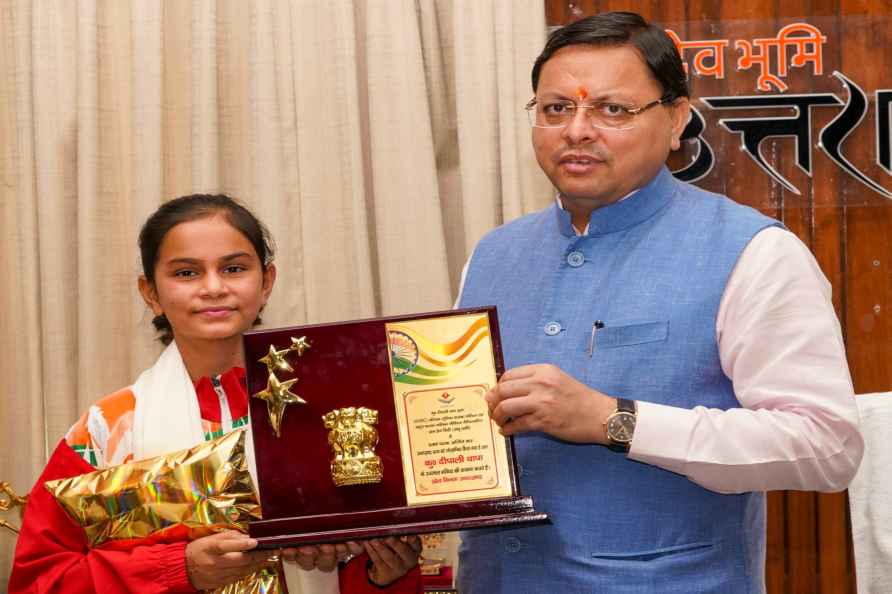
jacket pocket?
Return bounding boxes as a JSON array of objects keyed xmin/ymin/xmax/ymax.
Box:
[
  {"xmin": 595, "ymin": 320, "xmax": 669, "ymax": 349},
  {"xmin": 590, "ymin": 540, "xmax": 713, "ymax": 561}
]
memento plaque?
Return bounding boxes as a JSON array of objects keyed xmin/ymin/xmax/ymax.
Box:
[{"xmin": 243, "ymin": 307, "xmax": 547, "ymax": 547}]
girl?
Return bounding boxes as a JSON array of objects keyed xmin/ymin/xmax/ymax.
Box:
[{"xmin": 9, "ymin": 195, "xmax": 421, "ymax": 593}]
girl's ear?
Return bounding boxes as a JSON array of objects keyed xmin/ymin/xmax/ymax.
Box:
[
  {"xmin": 261, "ymin": 263, "xmax": 277, "ymax": 306},
  {"xmin": 138, "ymin": 276, "xmax": 164, "ymax": 316}
]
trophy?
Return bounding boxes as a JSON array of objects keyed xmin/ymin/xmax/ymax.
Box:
[{"xmin": 243, "ymin": 306, "xmax": 547, "ymax": 547}]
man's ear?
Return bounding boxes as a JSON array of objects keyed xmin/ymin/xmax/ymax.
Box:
[
  {"xmin": 668, "ymin": 97, "xmax": 691, "ymax": 152},
  {"xmin": 261, "ymin": 263, "xmax": 277, "ymax": 307},
  {"xmin": 138, "ymin": 276, "xmax": 163, "ymax": 316}
]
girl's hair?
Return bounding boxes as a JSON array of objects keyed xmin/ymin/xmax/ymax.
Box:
[{"xmin": 138, "ymin": 194, "xmax": 275, "ymax": 345}]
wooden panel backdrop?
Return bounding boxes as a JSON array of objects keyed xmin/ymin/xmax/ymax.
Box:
[{"xmin": 545, "ymin": 2, "xmax": 892, "ymax": 594}]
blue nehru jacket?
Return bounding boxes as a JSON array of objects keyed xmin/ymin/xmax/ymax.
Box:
[{"xmin": 457, "ymin": 167, "xmax": 781, "ymax": 593}]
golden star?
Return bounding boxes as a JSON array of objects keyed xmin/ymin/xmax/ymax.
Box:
[
  {"xmin": 258, "ymin": 344, "xmax": 293, "ymax": 374},
  {"xmin": 252, "ymin": 373, "xmax": 306, "ymax": 438},
  {"xmin": 289, "ymin": 336, "xmax": 311, "ymax": 357}
]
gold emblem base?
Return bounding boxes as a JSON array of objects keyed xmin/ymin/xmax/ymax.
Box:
[{"xmin": 331, "ymin": 456, "xmax": 383, "ymax": 487}]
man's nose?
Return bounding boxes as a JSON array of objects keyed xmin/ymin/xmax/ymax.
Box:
[{"xmin": 562, "ymin": 107, "xmax": 600, "ymax": 145}]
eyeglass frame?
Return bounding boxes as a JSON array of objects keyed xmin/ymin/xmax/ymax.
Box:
[{"xmin": 524, "ymin": 93, "xmax": 676, "ymax": 131}]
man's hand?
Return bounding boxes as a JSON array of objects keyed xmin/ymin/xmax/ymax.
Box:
[
  {"xmin": 280, "ymin": 541, "xmax": 363, "ymax": 572},
  {"xmin": 486, "ymin": 364, "xmax": 616, "ymax": 443},
  {"xmin": 365, "ymin": 536, "xmax": 421, "ymax": 586},
  {"xmin": 185, "ymin": 530, "xmax": 276, "ymax": 590}
]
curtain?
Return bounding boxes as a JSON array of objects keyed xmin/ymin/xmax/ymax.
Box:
[{"xmin": 0, "ymin": 0, "xmax": 550, "ymax": 583}]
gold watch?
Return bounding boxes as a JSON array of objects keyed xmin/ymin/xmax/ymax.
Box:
[{"xmin": 604, "ymin": 398, "xmax": 636, "ymax": 453}]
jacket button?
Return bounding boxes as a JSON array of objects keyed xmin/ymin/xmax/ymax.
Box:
[
  {"xmin": 504, "ymin": 537, "xmax": 522, "ymax": 553},
  {"xmin": 567, "ymin": 251, "xmax": 585, "ymax": 267},
  {"xmin": 544, "ymin": 322, "xmax": 562, "ymax": 336}
]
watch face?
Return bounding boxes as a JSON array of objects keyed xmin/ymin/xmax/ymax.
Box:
[{"xmin": 606, "ymin": 411, "xmax": 635, "ymax": 444}]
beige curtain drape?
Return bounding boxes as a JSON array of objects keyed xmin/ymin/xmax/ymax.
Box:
[{"xmin": 0, "ymin": 0, "xmax": 550, "ymax": 584}]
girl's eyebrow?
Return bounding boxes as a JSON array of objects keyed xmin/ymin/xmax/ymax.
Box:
[
  {"xmin": 164, "ymin": 257, "xmax": 201, "ymax": 266},
  {"xmin": 164, "ymin": 252, "xmax": 253, "ymax": 266},
  {"xmin": 219, "ymin": 252, "xmax": 253, "ymax": 262}
]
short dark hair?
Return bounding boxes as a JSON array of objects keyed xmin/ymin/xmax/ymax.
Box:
[
  {"xmin": 138, "ymin": 194, "xmax": 275, "ymax": 344},
  {"xmin": 531, "ymin": 12, "xmax": 688, "ymax": 101}
]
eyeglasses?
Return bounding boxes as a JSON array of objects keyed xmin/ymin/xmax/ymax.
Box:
[{"xmin": 524, "ymin": 95, "xmax": 673, "ymax": 131}]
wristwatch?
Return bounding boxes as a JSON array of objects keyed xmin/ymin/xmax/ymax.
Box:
[{"xmin": 604, "ymin": 398, "xmax": 637, "ymax": 453}]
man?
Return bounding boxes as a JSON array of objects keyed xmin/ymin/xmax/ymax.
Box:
[{"xmin": 456, "ymin": 12, "xmax": 863, "ymax": 593}]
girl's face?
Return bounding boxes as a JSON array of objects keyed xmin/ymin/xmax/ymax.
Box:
[{"xmin": 138, "ymin": 214, "xmax": 276, "ymax": 348}]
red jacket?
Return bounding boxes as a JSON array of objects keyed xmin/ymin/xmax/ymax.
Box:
[
  {"xmin": 9, "ymin": 439, "xmax": 420, "ymax": 593},
  {"xmin": 9, "ymin": 365, "xmax": 420, "ymax": 593}
]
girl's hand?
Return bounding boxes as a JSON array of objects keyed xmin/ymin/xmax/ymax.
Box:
[
  {"xmin": 185, "ymin": 530, "xmax": 275, "ymax": 590},
  {"xmin": 365, "ymin": 536, "xmax": 422, "ymax": 586},
  {"xmin": 281, "ymin": 541, "xmax": 364, "ymax": 571}
]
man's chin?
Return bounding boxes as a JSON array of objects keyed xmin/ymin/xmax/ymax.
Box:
[{"xmin": 558, "ymin": 188, "xmax": 617, "ymax": 208}]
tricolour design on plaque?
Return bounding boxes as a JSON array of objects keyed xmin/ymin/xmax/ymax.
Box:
[{"xmin": 386, "ymin": 313, "xmax": 513, "ymax": 506}]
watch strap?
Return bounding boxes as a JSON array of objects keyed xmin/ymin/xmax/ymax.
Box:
[{"xmin": 616, "ymin": 398, "xmax": 636, "ymax": 414}]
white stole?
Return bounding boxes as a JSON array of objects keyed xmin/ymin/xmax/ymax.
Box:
[
  {"xmin": 131, "ymin": 342, "xmax": 339, "ymax": 594},
  {"xmin": 849, "ymin": 392, "xmax": 892, "ymax": 594}
]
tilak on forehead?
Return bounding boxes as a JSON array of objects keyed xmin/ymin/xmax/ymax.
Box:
[{"xmin": 576, "ymin": 86, "xmax": 589, "ymax": 100}]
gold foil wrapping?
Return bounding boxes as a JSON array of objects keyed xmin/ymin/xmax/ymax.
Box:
[{"xmin": 45, "ymin": 429, "xmax": 283, "ymax": 594}]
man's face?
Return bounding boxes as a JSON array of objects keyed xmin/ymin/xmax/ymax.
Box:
[{"xmin": 532, "ymin": 44, "xmax": 690, "ymax": 212}]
